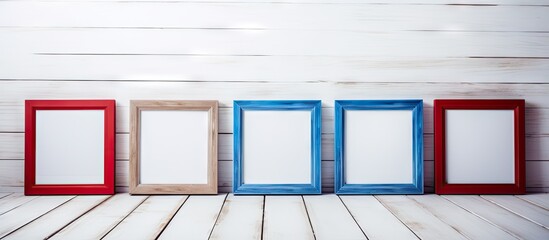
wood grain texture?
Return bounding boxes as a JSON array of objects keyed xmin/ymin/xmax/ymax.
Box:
[
  {"xmin": 209, "ymin": 194, "xmax": 264, "ymax": 240},
  {"xmin": 2, "ymin": 82, "xmax": 548, "ymax": 107},
  {"xmin": 129, "ymin": 100, "xmax": 218, "ymax": 194},
  {"xmin": 444, "ymin": 195, "xmax": 549, "ymax": 239},
  {"xmin": 49, "ymin": 194, "xmax": 147, "ymax": 240},
  {"xmin": 481, "ymin": 195, "xmax": 549, "ymax": 228},
  {"xmin": 517, "ymin": 193, "xmax": 549, "ymax": 210},
  {"xmin": 0, "ymin": 2, "xmax": 547, "ymax": 32},
  {"xmin": 4, "ymin": 195, "xmax": 109, "ymax": 240},
  {"xmin": 0, "ymin": 193, "xmax": 38, "ymax": 215},
  {"xmin": 159, "ymin": 194, "xmax": 227, "ymax": 240},
  {"xmin": 3, "ymin": 29, "xmax": 548, "ymax": 58},
  {"xmin": 340, "ymin": 196, "xmax": 418, "ymax": 240},
  {"xmin": 408, "ymin": 195, "xmax": 516, "ymax": 239},
  {"xmin": 303, "ymin": 195, "xmax": 366, "ymax": 240},
  {"xmin": 0, "ymin": 196, "xmax": 74, "ymax": 238},
  {"xmin": 2, "ymin": 55, "xmax": 549, "ymax": 82},
  {"xmin": 102, "ymin": 195, "xmax": 187, "ymax": 240},
  {"xmin": 262, "ymin": 196, "xmax": 315, "ymax": 240},
  {"xmin": 376, "ymin": 195, "xmax": 467, "ymax": 240}
]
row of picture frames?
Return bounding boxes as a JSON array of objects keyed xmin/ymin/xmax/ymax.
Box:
[{"xmin": 24, "ymin": 99, "xmax": 525, "ymax": 195}]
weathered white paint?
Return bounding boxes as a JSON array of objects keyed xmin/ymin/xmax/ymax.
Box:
[
  {"xmin": 0, "ymin": 0, "xmax": 547, "ymax": 192},
  {"xmin": 0, "ymin": 196, "xmax": 74, "ymax": 238},
  {"xmin": 102, "ymin": 195, "xmax": 187, "ymax": 240},
  {"xmin": 49, "ymin": 194, "xmax": 147, "ymax": 240},
  {"xmin": 263, "ymin": 196, "xmax": 315, "ymax": 240},
  {"xmin": 208, "ymin": 194, "xmax": 264, "ymax": 240},
  {"xmin": 340, "ymin": 195, "xmax": 418, "ymax": 240},
  {"xmin": 0, "ymin": 193, "xmax": 546, "ymax": 240},
  {"xmin": 159, "ymin": 194, "xmax": 227, "ymax": 240},
  {"xmin": 444, "ymin": 195, "xmax": 549, "ymax": 239},
  {"xmin": 409, "ymin": 195, "xmax": 516, "ymax": 239},
  {"xmin": 376, "ymin": 195, "xmax": 467, "ymax": 240},
  {"xmin": 303, "ymin": 195, "xmax": 366, "ymax": 239},
  {"xmin": 4, "ymin": 196, "xmax": 109, "ymax": 240}
]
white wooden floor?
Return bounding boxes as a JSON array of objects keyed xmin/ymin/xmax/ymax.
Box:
[{"xmin": 0, "ymin": 193, "xmax": 547, "ymax": 240}]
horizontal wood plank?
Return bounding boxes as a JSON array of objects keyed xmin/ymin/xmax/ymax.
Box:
[
  {"xmin": 0, "ymin": 3, "xmax": 547, "ymax": 32},
  {"xmin": 2, "ymin": 82, "xmax": 547, "ymax": 107},
  {"xmin": 3, "ymin": 29, "xmax": 549, "ymax": 58},
  {"xmin": 1, "ymin": 55, "xmax": 548, "ymax": 82},
  {"xmin": 2, "ymin": 0, "xmax": 544, "ymax": 4}
]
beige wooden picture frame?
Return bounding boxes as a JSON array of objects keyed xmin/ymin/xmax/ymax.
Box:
[{"xmin": 129, "ymin": 100, "xmax": 218, "ymax": 194}]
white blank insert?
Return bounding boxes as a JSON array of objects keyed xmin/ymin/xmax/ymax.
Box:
[
  {"xmin": 242, "ymin": 110, "xmax": 311, "ymax": 184},
  {"xmin": 344, "ymin": 110, "xmax": 413, "ymax": 184},
  {"xmin": 139, "ymin": 110, "xmax": 209, "ymax": 184},
  {"xmin": 35, "ymin": 110, "xmax": 105, "ymax": 184},
  {"xmin": 445, "ymin": 110, "xmax": 515, "ymax": 184}
]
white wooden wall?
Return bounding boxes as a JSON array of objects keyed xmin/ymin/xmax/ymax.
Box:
[{"xmin": 0, "ymin": 0, "xmax": 548, "ymax": 193}]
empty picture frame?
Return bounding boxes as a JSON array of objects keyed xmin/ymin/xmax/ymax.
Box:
[
  {"xmin": 129, "ymin": 100, "xmax": 218, "ymax": 194},
  {"xmin": 434, "ymin": 99, "xmax": 525, "ymax": 194},
  {"xmin": 233, "ymin": 100, "xmax": 321, "ymax": 194},
  {"xmin": 334, "ymin": 100, "xmax": 423, "ymax": 194},
  {"xmin": 25, "ymin": 100, "xmax": 115, "ymax": 195}
]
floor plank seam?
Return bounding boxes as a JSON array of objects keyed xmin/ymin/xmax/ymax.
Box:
[
  {"xmin": 260, "ymin": 196, "xmax": 266, "ymax": 240},
  {"xmin": 301, "ymin": 195, "xmax": 317, "ymax": 240},
  {"xmin": 440, "ymin": 195, "xmax": 522, "ymax": 240},
  {"xmin": 479, "ymin": 195, "xmax": 549, "ymax": 230},
  {"xmin": 2, "ymin": 195, "xmax": 76, "ymax": 239},
  {"xmin": 97, "ymin": 195, "xmax": 150, "ymax": 240},
  {"xmin": 45, "ymin": 195, "xmax": 114, "ymax": 240},
  {"xmin": 337, "ymin": 195, "xmax": 369, "ymax": 239},
  {"xmin": 0, "ymin": 193, "xmax": 13, "ymax": 200},
  {"xmin": 515, "ymin": 195, "xmax": 549, "ymax": 211},
  {"xmin": 0, "ymin": 195, "xmax": 38, "ymax": 216},
  {"xmin": 206, "ymin": 193, "xmax": 229, "ymax": 240},
  {"xmin": 373, "ymin": 195, "xmax": 422, "ymax": 240},
  {"xmin": 406, "ymin": 195, "xmax": 473, "ymax": 240},
  {"xmin": 154, "ymin": 195, "xmax": 190, "ymax": 240}
]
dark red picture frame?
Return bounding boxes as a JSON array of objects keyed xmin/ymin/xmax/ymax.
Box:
[
  {"xmin": 25, "ymin": 100, "xmax": 116, "ymax": 195},
  {"xmin": 434, "ymin": 99, "xmax": 525, "ymax": 194}
]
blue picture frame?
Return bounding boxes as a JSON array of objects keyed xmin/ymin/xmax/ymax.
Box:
[
  {"xmin": 233, "ymin": 100, "xmax": 322, "ymax": 194},
  {"xmin": 334, "ymin": 100, "xmax": 423, "ymax": 194}
]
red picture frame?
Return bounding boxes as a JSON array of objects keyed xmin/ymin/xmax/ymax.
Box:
[
  {"xmin": 25, "ymin": 100, "xmax": 116, "ymax": 195},
  {"xmin": 434, "ymin": 99, "xmax": 525, "ymax": 194}
]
